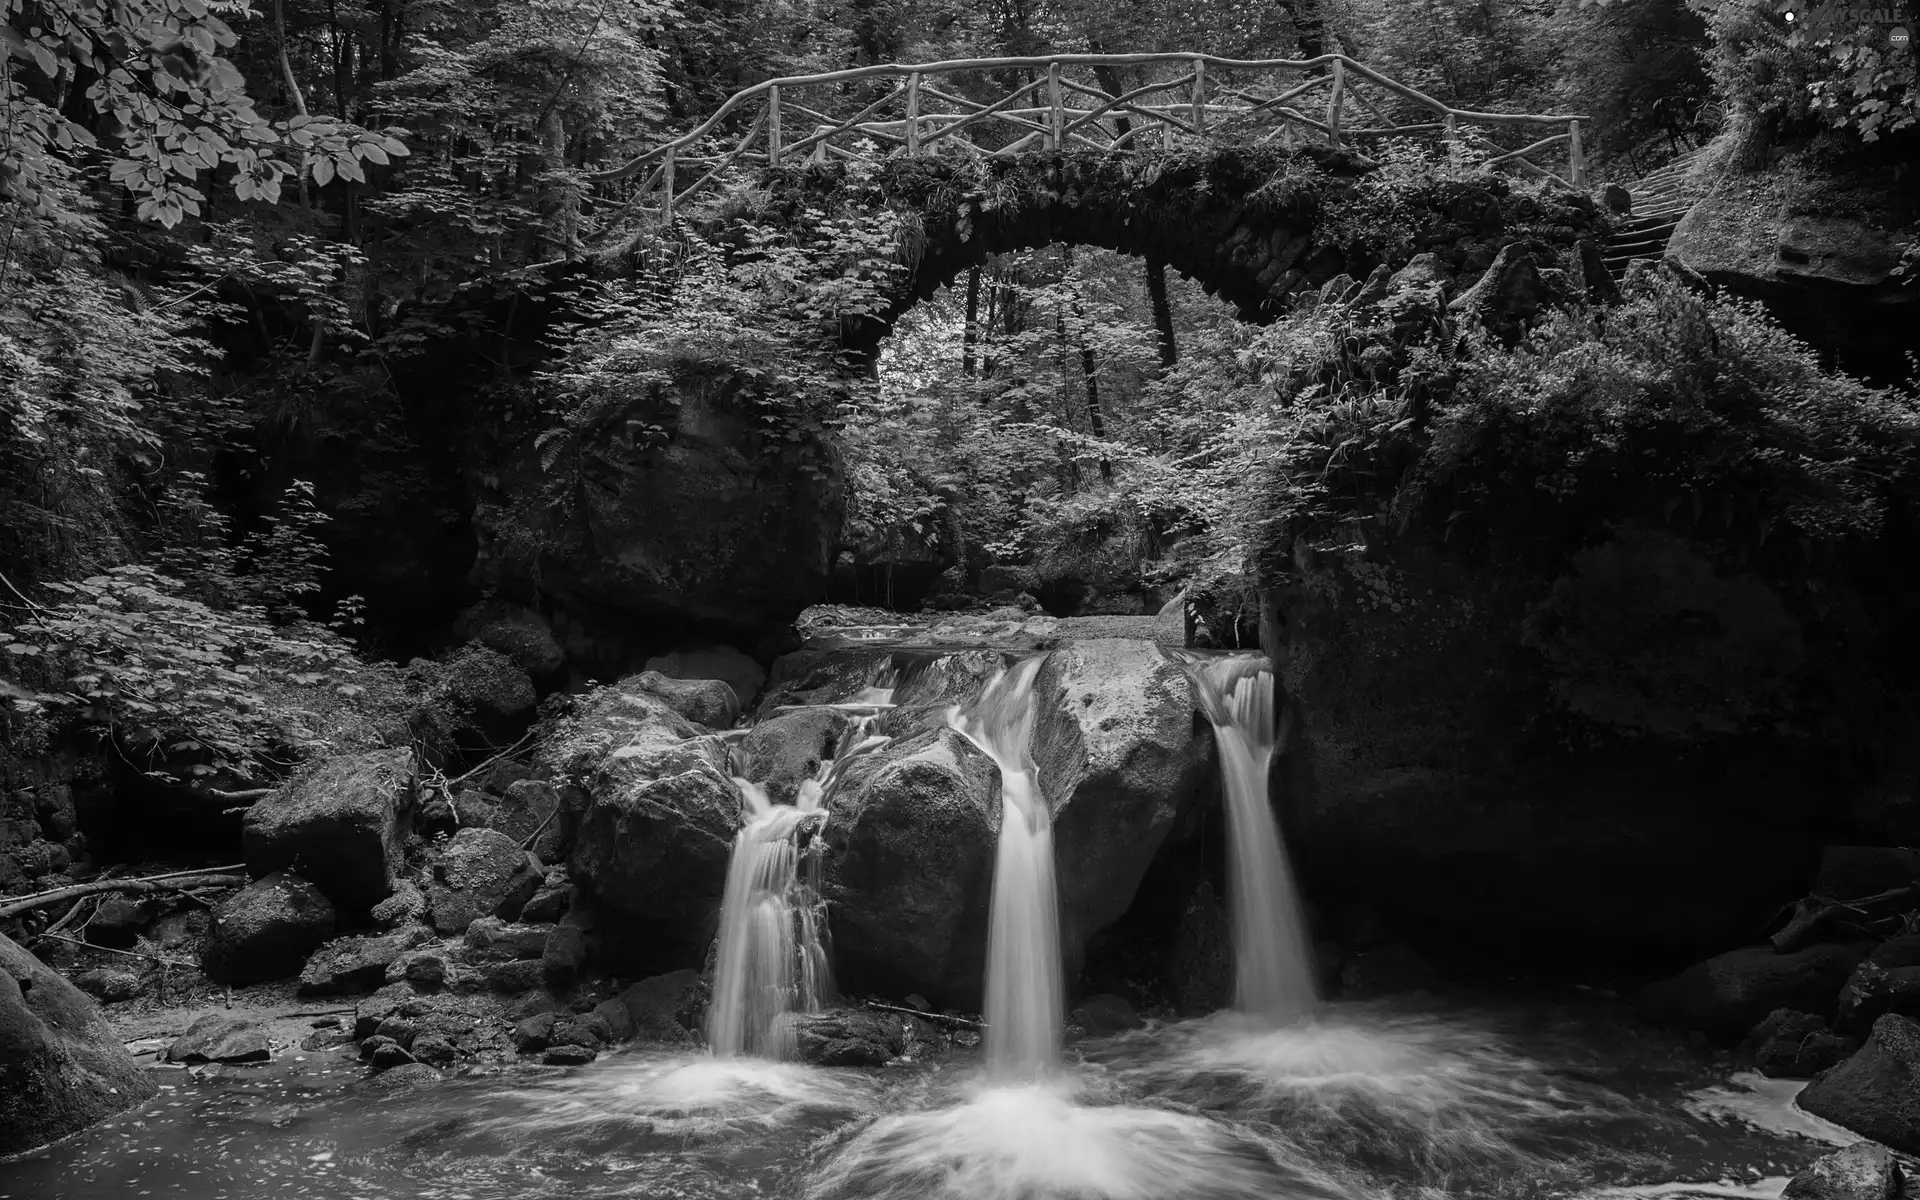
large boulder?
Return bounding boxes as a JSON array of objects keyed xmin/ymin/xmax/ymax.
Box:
[
  {"xmin": 1637, "ymin": 944, "xmax": 1868, "ymax": 1043},
  {"xmin": 1031, "ymin": 639, "xmax": 1213, "ymax": 963},
  {"xmin": 0, "ymin": 932, "xmax": 157, "ymax": 1156},
  {"xmin": 1665, "ymin": 170, "xmax": 1915, "ymax": 382},
  {"xmin": 822, "ymin": 725, "xmax": 1000, "ymax": 1006},
  {"xmin": 1799, "ymin": 1014, "xmax": 1920, "ymax": 1155},
  {"xmin": 1265, "ymin": 529, "xmax": 1858, "ymax": 977},
  {"xmin": 790, "ymin": 1010, "xmax": 903, "ymax": 1067},
  {"xmin": 244, "ymin": 748, "xmax": 411, "ymax": 911},
  {"xmin": 619, "ymin": 969, "xmax": 703, "ymax": 1043},
  {"xmin": 299, "ymin": 930, "xmax": 425, "ymax": 996},
  {"xmin": 551, "ymin": 679, "xmax": 743, "ymax": 966},
  {"xmin": 633, "ymin": 670, "xmax": 741, "ymax": 730},
  {"xmin": 470, "ymin": 366, "xmax": 845, "ymax": 637},
  {"xmin": 425, "ymin": 828, "xmax": 541, "ymax": 935},
  {"xmin": 201, "ymin": 873, "xmax": 337, "ymax": 985},
  {"xmin": 167, "ymin": 1014, "xmax": 270, "ymax": 1064},
  {"xmin": 1837, "ymin": 960, "xmax": 1920, "ymax": 1036},
  {"xmin": 739, "ymin": 706, "xmax": 852, "ymax": 804},
  {"xmin": 456, "ymin": 599, "xmax": 565, "ymax": 676},
  {"xmin": 1782, "ymin": 1142, "xmax": 1904, "ymax": 1200}
]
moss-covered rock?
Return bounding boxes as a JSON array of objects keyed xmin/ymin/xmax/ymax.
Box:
[{"xmin": 244, "ymin": 748, "xmax": 412, "ymax": 911}]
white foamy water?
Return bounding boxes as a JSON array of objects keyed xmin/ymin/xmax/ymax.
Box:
[
  {"xmin": 1182, "ymin": 653, "xmax": 1318, "ymax": 1022},
  {"xmin": 1683, "ymin": 1072, "xmax": 1858, "ymax": 1147},
  {"xmin": 806, "ymin": 1077, "xmax": 1376, "ymax": 1200},
  {"xmin": 950, "ymin": 656, "xmax": 1063, "ymax": 1079}
]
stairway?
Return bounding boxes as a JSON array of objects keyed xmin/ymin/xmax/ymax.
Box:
[{"xmin": 1602, "ymin": 149, "xmax": 1711, "ymax": 279}]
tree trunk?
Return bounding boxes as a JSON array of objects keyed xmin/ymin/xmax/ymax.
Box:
[
  {"xmin": 963, "ymin": 266, "xmax": 982, "ymax": 378},
  {"xmin": 1292, "ymin": 0, "xmax": 1327, "ymax": 58},
  {"xmin": 1147, "ymin": 257, "xmax": 1177, "ymax": 368}
]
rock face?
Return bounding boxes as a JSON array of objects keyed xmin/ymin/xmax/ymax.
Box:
[
  {"xmin": 456, "ymin": 599, "xmax": 565, "ymax": 676},
  {"xmin": 425, "ymin": 828, "xmax": 541, "ymax": 934},
  {"xmin": 790, "ymin": 1011, "xmax": 903, "ymax": 1066},
  {"xmin": 553, "ymin": 679, "xmax": 742, "ymax": 966},
  {"xmin": 202, "ymin": 873, "xmax": 337, "ymax": 985},
  {"xmin": 244, "ymin": 748, "xmax": 411, "ymax": 911},
  {"xmin": 472, "ymin": 366, "xmax": 846, "ymax": 638},
  {"xmin": 1799, "ymin": 1014, "xmax": 1920, "ymax": 1155},
  {"xmin": 619, "ymin": 969, "xmax": 703, "ymax": 1042},
  {"xmin": 0, "ymin": 932, "xmax": 157, "ymax": 1156},
  {"xmin": 1264, "ymin": 528, "xmax": 1857, "ymax": 977},
  {"xmin": 1032, "ymin": 639, "xmax": 1212, "ymax": 963},
  {"xmin": 1663, "ymin": 163, "xmax": 1915, "ymax": 382},
  {"xmin": 1637, "ymin": 944, "xmax": 1868, "ymax": 1043},
  {"xmin": 740, "ymin": 707, "xmax": 851, "ymax": 804},
  {"xmin": 822, "ymin": 726, "xmax": 1000, "ymax": 1005}
]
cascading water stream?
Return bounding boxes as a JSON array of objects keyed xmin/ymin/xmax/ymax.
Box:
[
  {"xmin": 1181, "ymin": 653, "xmax": 1319, "ymax": 1023},
  {"xmin": 948, "ymin": 656, "xmax": 1063, "ymax": 1078},
  {"xmin": 706, "ymin": 687, "xmax": 895, "ymax": 1059}
]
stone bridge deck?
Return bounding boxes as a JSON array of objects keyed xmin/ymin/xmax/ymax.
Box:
[{"xmin": 596, "ymin": 53, "xmax": 1594, "ymax": 220}]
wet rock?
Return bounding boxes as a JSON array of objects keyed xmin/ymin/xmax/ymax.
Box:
[
  {"xmin": 85, "ymin": 897, "xmax": 151, "ymax": 949},
  {"xmin": 1836, "ymin": 960, "xmax": 1920, "ymax": 1036},
  {"xmin": 634, "ymin": 670, "xmax": 741, "ymax": 730},
  {"xmin": 541, "ymin": 925, "xmax": 587, "ymax": 986},
  {"xmin": 1070, "ymin": 994, "xmax": 1143, "ymax": 1034},
  {"xmin": 371, "ymin": 882, "xmax": 427, "ymax": 929},
  {"xmin": 369, "ymin": 1041, "xmax": 416, "ymax": 1070},
  {"xmin": 556, "ymin": 682, "xmax": 740, "ymax": 964},
  {"xmin": 464, "ymin": 917, "xmax": 550, "ymax": 961},
  {"xmin": 791, "ymin": 1011, "xmax": 902, "ymax": 1067},
  {"xmin": 512, "ymin": 1013, "xmax": 557, "ymax": 1053},
  {"xmin": 521, "ymin": 877, "xmax": 571, "ymax": 924},
  {"xmin": 1813, "ymin": 846, "xmax": 1920, "ymax": 901},
  {"xmin": 299, "ymin": 932, "xmax": 420, "ymax": 996},
  {"xmin": 243, "ymin": 748, "xmax": 411, "ymax": 911},
  {"xmin": 821, "ymin": 725, "xmax": 999, "ymax": 1005},
  {"xmin": 1799, "ymin": 1014, "xmax": 1920, "ymax": 1153},
  {"xmin": 551, "ymin": 1013, "xmax": 611, "ymax": 1050},
  {"xmin": 487, "ymin": 959, "xmax": 546, "ymax": 993},
  {"xmin": 374, "ymin": 1013, "xmax": 419, "ymax": 1048},
  {"xmin": 365, "ymin": 1062, "xmax": 441, "ymax": 1093},
  {"xmin": 354, "ymin": 984, "xmax": 415, "ymax": 1038},
  {"xmin": 425, "ymin": 828, "xmax": 541, "ymax": 934},
  {"xmin": 300, "ymin": 1027, "xmax": 356, "ymax": 1051},
  {"xmin": 544, "ymin": 1044, "xmax": 597, "ymax": 1066},
  {"xmin": 457, "ymin": 599, "xmax": 565, "ymax": 676},
  {"xmin": 168, "ymin": 1014, "xmax": 271, "ymax": 1064},
  {"xmin": 1033, "ymin": 640, "xmax": 1213, "ymax": 974},
  {"xmin": 409, "ymin": 1034, "xmax": 457, "ymax": 1067},
  {"xmin": 619, "ymin": 969, "xmax": 702, "ymax": 1043},
  {"xmin": 643, "ymin": 646, "xmax": 769, "ymax": 712},
  {"xmin": 396, "ymin": 952, "xmax": 448, "ymax": 988},
  {"xmin": 72, "ymin": 968, "xmax": 142, "ymax": 1003},
  {"xmin": 0, "ymin": 933, "xmax": 156, "ymax": 1156},
  {"xmin": 593, "ymin": 997, "xmax": 636, "ymax": 1043},
  {"xmin": 441, "ymin": 642, "xmax": 538, "ymax": 720},
  {"xmin": 1169, "ymin": 880, "xmax": 1233, "ymax": 1017},
  {"xmin": 1782, "ymin": 1141, "xmax": 1904, "ymax": 1200},
  {"xmin": 740, "ymin": 707, "xmax": 852, "ymax": 804},
  {"xmin": 1636, "ymin": 943, "xmax": 1868, "ymax": 1043},
  {"xmin": 1745, "ymin": 1009, "xmax": 1858, "ymax": 1079},
  {"xmin": 201, "ymin": 872, "xmax": 337, "ymax": 985}
]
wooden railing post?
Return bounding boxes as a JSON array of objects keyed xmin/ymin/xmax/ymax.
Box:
[
  {"xmin": 661, "ymin": 145, "xmax": 675, "ymax": 221},
  {"xmin": 1326, "ymin": 58, "xmax": 1345, "ymax": 150},
  {"xmin": 1443, "ymin": 110, "xmax": 1458, "ymax": 166},
  {"xmin": 906, "ymin": 72, "xmax": 922, "ymax": 156},
  {"xmin": 1048, "ymin": 62, "xmax": 1064, "ymax": 150},
  {"xmin": 1568, "ymin": 118, "xmax": 1585, "ymax": 188},
  {"xmin": 768, "ymin": 85, "xmax": 783, "ymax": 166},
  {"xmin": 1191, "ymin": 58, "xmax": 1207, "ymax": 136},
  {"xmin": 812, "ymin": 125, "xmax": 828, "ymax": 164}
]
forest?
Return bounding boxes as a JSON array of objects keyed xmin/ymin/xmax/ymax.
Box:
[{"xmin": 3, "ymin": 0, "xmax": 1920, "ymax": 1195}]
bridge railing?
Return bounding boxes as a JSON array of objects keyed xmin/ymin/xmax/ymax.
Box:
[{"xmin": 595, "ymin": 54, "xmax": 1592, "ymax": 221}]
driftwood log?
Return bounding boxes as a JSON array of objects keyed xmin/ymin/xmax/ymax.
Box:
[
  {"xmin": 0, "ymin": 866, "xmax": 248, "ymax": 920},
  {"xmin": 1771, "ymin": 884, "xmax": 1920, "ymax": 953}
]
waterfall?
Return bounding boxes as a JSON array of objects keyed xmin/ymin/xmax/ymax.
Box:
[
  {"xmin": 949, "ymin": 656, "xmax": 1062, "ymax": 1078},
  {"xmin": 1183, "ymin": 654, "xmax": 1319, "ymax": 1023},
  {"xmin": 707, "ymin": 691, "xmax": 894, "ymax": 1059}
]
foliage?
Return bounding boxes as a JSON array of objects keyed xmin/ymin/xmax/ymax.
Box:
[{"xmin": 0, "ymin": 564, "xmax": 400, "ymax": 782}]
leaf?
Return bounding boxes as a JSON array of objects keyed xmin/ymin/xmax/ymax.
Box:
[{"xmin": 312, "ymin": 156, "xmax": 335, "ymax": 186}]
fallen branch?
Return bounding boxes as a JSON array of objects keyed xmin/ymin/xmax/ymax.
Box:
[
  {"xmin": 209, "ymin": 788, "xmax": 274, "ymax": 801},
  {"xmin": 864, "ymin": 1000, "xmax": 984, "ymax": 1029},
  {"xmin": 448, "ymin": 730, "xmax": 538, "ymax": 788},
  {"xmin": 1771, "ymin": 884, "xmax": 1920, "ymax": 952},
  {"xmin": 31, "ymin": 933, "xmax": 195, "ymax": 968},
  {"xmin": 0, "ymin": 873, "xmax": 248, "ymax": 919},
  {"xmin": 520, "ymin": 803, "xmax": 560, "ymax": 850},
  {"xmin": 278, "ymin": 1006, "xmax": 357, "ymax": 1020}
]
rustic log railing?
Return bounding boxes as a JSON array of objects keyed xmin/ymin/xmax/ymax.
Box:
[{"xmin": 595, "ymin": 53, "xmax": 1593, "ymax": 221}]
